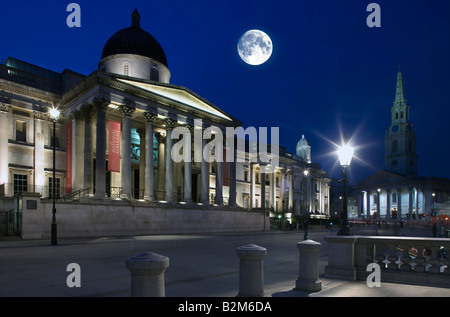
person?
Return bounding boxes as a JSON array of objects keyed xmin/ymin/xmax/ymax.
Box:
[
  {"xmin": 303, "ymin": 219, "xmax": 310, "ymax": 240},
  {"xmin": 432, "ymin": 222, "xmax": 437, "ymax": 238}
]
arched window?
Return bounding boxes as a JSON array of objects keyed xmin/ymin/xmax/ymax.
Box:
[
  {"xmin": 392, "ymin": 139, "xmax": 398, "ymax": 153},
  {"xmin": 395, "ymin": 112, "xmax": 398, "ymax": 119},
  {"xmin": 392, "ymin": 192, "xmax": 397, "ymax": 203},
  {"xmin": 124, "ymin": 64, "xmax": 130, "ymax": 76},
  {"xmin": 150, "ymin": 66, "xmax": 159, "ymax": 81}
]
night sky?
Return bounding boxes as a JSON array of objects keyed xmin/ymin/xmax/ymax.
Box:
[{"xmin": 2, "ymin": 0, "xmax": 450, "ymax": 185}]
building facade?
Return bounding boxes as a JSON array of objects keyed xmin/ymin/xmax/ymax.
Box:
[
  {"xmin": 352, "ymin": 68, "xmax": 450, "ymax": 220},
  {"xmin": 0, "ymin": 10, "xmax": 330, "ymax": 228}
]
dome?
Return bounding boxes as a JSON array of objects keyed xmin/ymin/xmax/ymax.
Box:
[{"xmin": 101, "ymin": 9, "xmax": 168, "ymax": 68}]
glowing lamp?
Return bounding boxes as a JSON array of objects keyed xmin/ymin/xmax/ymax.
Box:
[
  {"xmin": 337, "ymin": 143, "xmax": 354, "ymax": 167},
  {"xmin": 49, "ymin": 107, "xmax": 60, "ymax": 120}
]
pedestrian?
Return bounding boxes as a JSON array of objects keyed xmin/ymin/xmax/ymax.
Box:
[
  {"xmin": 432, "ymin": 222, "xmax": 437, "ymax": 237},
  {"xmin": 303, "ymin": 219, "xmax": 310, "ymax": 240}
]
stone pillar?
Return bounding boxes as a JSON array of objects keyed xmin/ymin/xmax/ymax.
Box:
[
  {"xmin": 164, "ymin": 119, "xmax": 176, "ymax": 203},
  {"xmin": 215, "ymin": 157, "xmax": 223, "ymax": 206},
  {"xmin": 126, "ymin": 252, "xmax": 170, "ymax": 297},
  {"xmin": 397, "ymin": 188, "xmax": 402, "ymax": 220},
  {"xmin": 408, "ymin": 187, "xmax": 413, "ymax": 220},
  {"xmin": 156, "ymin": 132, "xmax": 165, "ymax": 195},
  {"xmin": 260, "ymin": 165, "xmax": 266, "ymax": 209},
  {"xmin": 236, "ymin": 244, "xmax": 267, "ymax": 297},
  {"xmin": 288, "ymin": 171, "xmax": 293, "ymax": 211},
  {"xmin": 81, "ymin": 104, "xmax": 95, "ymax": 194},
  {"xmin": 270, "ymin": 170, "xmax": 275, "ymax": 210},
  {"xmin": 386, "ymin": 189, "xmax": 391, "ymax": 219},
  {"xmin": 250, "ymin": 163, "xmax": 255, "ymax": 208},
  {"xmin": 366, "ymin": 190, "xmax": 371, "ymax": 218},
  {"xmin": 33, "ymin": 111, "xmax": 47, "ymax": 194},
  {"xmin": 144, "ymin": 113, "xmax": 156, "ymax": 201},
  {"xmin": 228, "ymin": 136, "xmax": 237, "ymax": 207},
  {"xmin": 376, "ymin": 190, "xmax": 380, "ymax": 219},
  {"xmin": 201, "ymin": 128, "xmax": 209, "ymax": 204},
  {"xmin": 94, "ymin": 98, "xmax": 108, "ymax": 199},
  {"xmin": 119, "ymin": 105, "xmax": 135, "ymax": 199},
  {"xmin": 184, "ymin": 125, "xmax": 193, "ymax": 204},
  {"xmin": 295, "ymin": 240, "xmax": 322, "ymax": 292},
  {"xmin": 0, "ymin": 103, "xmax": 10, "ymax": 195}
]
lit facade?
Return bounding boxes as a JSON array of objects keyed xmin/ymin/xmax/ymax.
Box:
[
  {"xmin": 352, "ymin": 68, "xmax": 450, "ymax": 220},
  {"xmin": 0, "ymin": 10, "xmax": 330, "ymax": 224}
]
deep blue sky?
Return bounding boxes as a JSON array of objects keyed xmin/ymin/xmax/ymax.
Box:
[{"xmin": 2, "ymin": 0, "xmax": 450, "ymax": 184}]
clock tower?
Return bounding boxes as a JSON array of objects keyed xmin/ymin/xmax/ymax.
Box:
[{"xmin": 384, "ymin": 67, "xmax": 418, "ymax": 176}]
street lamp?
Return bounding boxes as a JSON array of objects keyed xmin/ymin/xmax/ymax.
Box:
[
  {"xmin": 49, "ymin": 107, "xmax": 60, "ymax": 245},
  {"xmin": 336, "ymin": 140, "xmax": 354, "ymax": 236}
]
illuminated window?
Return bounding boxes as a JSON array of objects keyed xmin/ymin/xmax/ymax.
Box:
[
  {"xmin": 124, "ymin": 64, "xmax": 129, "ymax": 76},
  {"xmin": 15, "ymin": 120, "xmax": 27, "ymax": 142},
  {"xmin": 13, "ymin": 174, "xmax": 27, "ymax": 195}
]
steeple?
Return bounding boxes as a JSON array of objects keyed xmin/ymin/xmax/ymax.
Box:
[
  {"xmin": 394, "ymin": 66, "xmax": 406, "ymax": 106},
  {"xmin": 131, "ymin": 9, "xmax": 141, "ymax": 28}
]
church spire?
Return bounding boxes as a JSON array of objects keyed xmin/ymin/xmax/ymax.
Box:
[
  {"xmin": 131, "ymin": 9, "xmax": 141, "ymax": 28},
  {"xmin": 394, "ymin": 66, "xmax": 406, "ymax": 106}
]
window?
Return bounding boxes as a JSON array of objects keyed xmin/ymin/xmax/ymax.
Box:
[
  {"xmin": 255, "ymin": 172, "xmax": 260, "ymax": 184},
  {"xmin": 395, "ymin": 112, "xmax": 398, "ymax": 119},
  {"xmin": 373, "ymin": 194, "xmax": 377, "ymax": 204},
  {"xmin": 49, "ymin": 177, "xmax": 61, "ymax": 199},
  {"xmin": 244, "ymin": 171, "xmax": 248, "ymax": 182},
  {"xmin": 392, "ymin": 193, "xmax": 397, "ymax": 203},
  {"xmin": 150, "ymin": 67, "xmax": 159, "ymax": 81},
  {"xmin": 400, "ymin": 112, "xmax": 403, "ymax": 118},
  {"xmin": 14, "ymin": 174, "xmax": 28, "ymax": 195},
  {"xmin": 16, "ymin": 120, "xmax": 27, "ymax": 142},
  {"xmin": 124, "ymin": 64, "xmax": 129, "ymax": 76},
  {"xmin": 392, "ymin": 139, "xmax": 398, "ymax": 153}
]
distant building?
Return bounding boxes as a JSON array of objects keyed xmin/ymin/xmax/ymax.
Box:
[{"xmin": 352, "ymin": 67, "xmax": 450, "ymax": 220}]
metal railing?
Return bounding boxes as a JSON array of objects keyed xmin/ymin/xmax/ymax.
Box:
[{"xmin": 0, "ymin": 209, "xmax": 21, "ymax": 236}]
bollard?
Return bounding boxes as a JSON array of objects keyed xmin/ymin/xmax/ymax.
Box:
[
  {"xmin": 236, "ymin": 244, "xmax": 267, "ymax": 297},
  {"xmin": 295, "ymin": 239, "xmax": 322, "ymax": 292},
  {"xmin": 126, "ymin": 252, "xmax": 169, "ymax": 297}
]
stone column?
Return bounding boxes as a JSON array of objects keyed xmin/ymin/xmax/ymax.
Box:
[
  {"xmin": 260, "ymin": 164, "xmax": 266, "ymax": 209},
  {"xmin": 155, "ymin": 132, "xmax": 165, "ymax": 196},
  {"xmin": 288, "ymin": 171, "xmax": 294, "ymax": 212},
  {"xmin": 94, "ymin": 98, "xmax": 108, "ymax": 199},
  {"xmin": 397, "ymin": 188, "xmax": 402, "ymax": 220},
  {"xmin": 33, "ymin": 111, "xmax": 47, "ymax": 194},
  {"xmin": 144, "ymin": 113, "xmax": 156, "ymax": 201},
  {"xmin": 366, "ymin": 190, "xmax": 371, "ymax": 218},
  {"xmin": 270, "ymin": 170, "xmax": 275, "ymax": 210},
  {"xmin": 376, "ymin": 190, "xmax": 381, "ymax": 219},
  {"xmin": 183, "ymin": 125, "xmax": 193, "ymax": 204},
  {"xmin": 0, "ymin": 103, "xmax": 10, "ymax": 195},
  {"xmin": 250, "ymin": 163, "xmax": 255, "ymax": 209},
  {"xmin": 295, "ymin": 240, "xmax": 322, "ymax": 292},
  {"xmin": 126, "ymin": 252, "xmax": 170, "ymax": 297},
  {"xmin": 164, "ymin": 119, "xmax": 176, "ymax": 203},
  {"xmin": 201, "ymin": 128, "xmax": 209, "ymax": 204},
  {"xmin": 386, "ymin": 189, "xmax": 391, "ymax": 219},
  {"xmin": 228, "ymin": 136, "xmax": 237, "ymax": 207},
  {"xmin": 119, "ymin": 104, "xmax": 135, "ymax": 199},
  {"xmin": 408, "ymin": 187, "xmax": 413, "ymax": 220},
  {"xmin": 215, "ymin": 151, "xmax": 223, "ymax": 206},
  {"xmin": 236, "ymin": 244, "xmax": 267, "ymax": 297},
  {"xmin": 81, "ymin": 104, "xmax": 95, "ymax": 194}
]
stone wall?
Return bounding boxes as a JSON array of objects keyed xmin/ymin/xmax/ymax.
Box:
[{"xmin": 20, "ymin": 193, "xmax": 269, "ymax": 239}]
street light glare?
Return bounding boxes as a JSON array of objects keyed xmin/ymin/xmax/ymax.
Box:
[
  {"xmin": 337, "ymin": 143, "xmax": 354, "ymax": 167},
  {"xmin": 49, "ymin": 107, "xmax": 60, "ymax": 119}
]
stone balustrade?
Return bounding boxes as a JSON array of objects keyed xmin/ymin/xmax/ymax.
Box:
[{"xmin": 325, "ymin": 236, "xmax": 450, "ymax": 288}]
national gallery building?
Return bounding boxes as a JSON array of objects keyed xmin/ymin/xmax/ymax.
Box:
[{"xmin": 0, "ymin": 10, "xmax": 330, "ymax": 236}]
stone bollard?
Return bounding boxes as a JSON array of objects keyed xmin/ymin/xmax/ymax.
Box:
[
  {"xmin": 236, "ymin": 244, "xmax": 267, "ymax": 297},
  {"xmin": 295, "ymin": 239, "xmax": 322, "ymax": 292},
  {"xmin": 126, "ymin": 252, "xmax": 169, "ymax": 297}
]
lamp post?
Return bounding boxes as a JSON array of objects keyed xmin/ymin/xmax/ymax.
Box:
[
  {"xmin": 49, "ymin": 107, "xmax": 60, "ymax": 245},
  {"xmin": 336, "ymin": 140, "xmax": 354, "ymax": 236}
]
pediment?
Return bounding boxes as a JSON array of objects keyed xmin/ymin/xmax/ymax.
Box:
[
  {"xmin": 117, "ymin": 78, "xmax": 234, "ymax": 121},
  {"xmin": 355, "ymin": 169, "xmax": 414, "ymax": 188}
]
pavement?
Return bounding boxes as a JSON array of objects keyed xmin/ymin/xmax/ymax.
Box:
[{"xmin": 1, "ymin": 225, "xmax": 450, "ymax": 299}]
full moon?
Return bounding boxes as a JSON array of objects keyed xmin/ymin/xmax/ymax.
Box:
[{"xmin": 237, "ymin": 30, "xmax": 273, "ymax": 66}]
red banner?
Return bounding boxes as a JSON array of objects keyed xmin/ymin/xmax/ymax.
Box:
[
  {"xmin": 65, "ymin": 121, "xmax": 72, "ymax": 194},
  {"xmin": 108, "ymin": 120, "xmax": 121, "ymax": 172}
]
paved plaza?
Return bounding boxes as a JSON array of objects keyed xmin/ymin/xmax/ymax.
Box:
[{"xmin": 1, "ymin": 226, "xmax": 450, "ymax": 298}]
